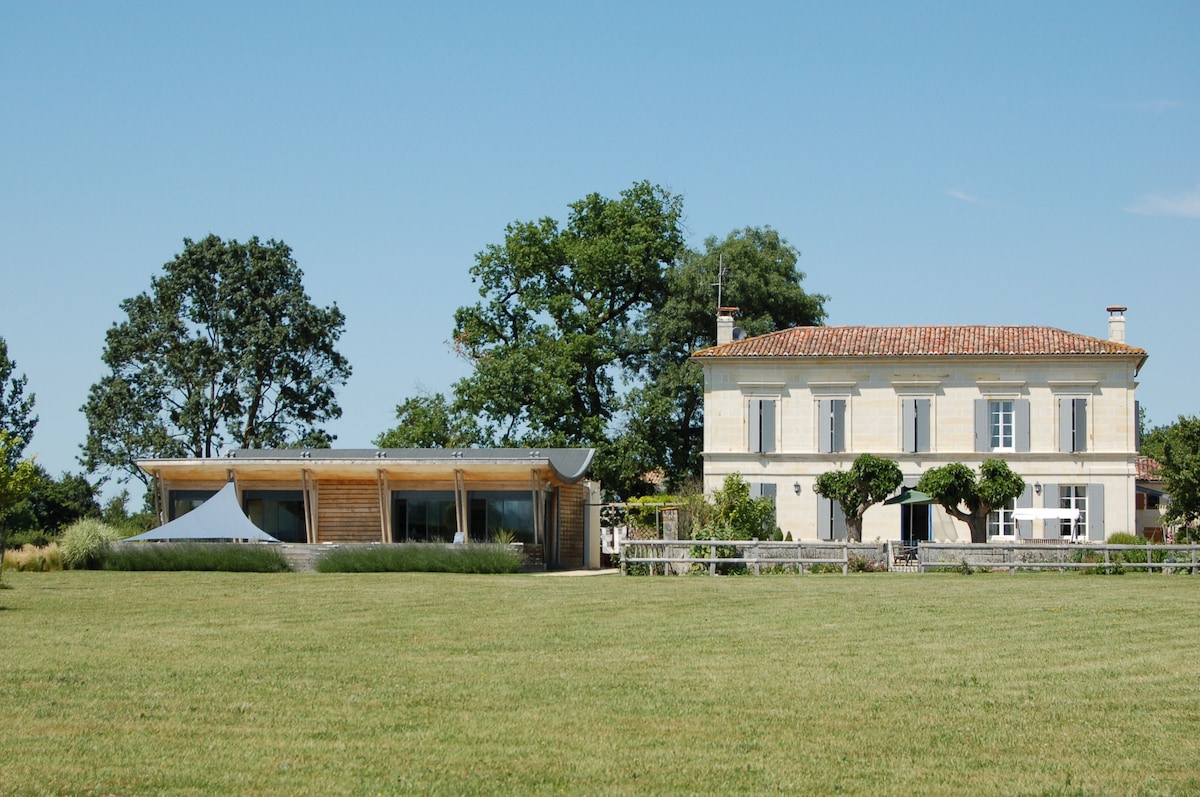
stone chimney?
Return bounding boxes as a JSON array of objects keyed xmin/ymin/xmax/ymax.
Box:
[
  {"xmin": 716, "ymin": 306, "xmax": 739, "ymax": 345},
  {"xmin": 1107, "ymin": 306, "xmax": 1127, "ymax": 344}
]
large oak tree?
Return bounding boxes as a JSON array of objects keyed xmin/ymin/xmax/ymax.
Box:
[
  {"xmin": 82, "ymin": 235, "xmax": 351, "ymax": 484},
  {"xmin": 377, "ymin": 185, "xmax": 828, "ymax": 497}
]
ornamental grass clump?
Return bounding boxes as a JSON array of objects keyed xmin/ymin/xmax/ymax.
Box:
[
  {"xmin": 59, "ymin": 519, "xmax": 119, "ymax": 570},
  {"xmin": 316, "ymin": 543, "xmax": 522, "ymax": 574},
  {"xmin": 1, "ymin": 543, "xmax": 63, "ymax": 572},
  {"xmin": 104, "ymin": 543, "xmax": 290, "ymax": 572}
]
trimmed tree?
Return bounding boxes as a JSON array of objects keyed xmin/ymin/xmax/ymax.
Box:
[
  {"xmin": 917, "ymin": 459, "xmax": 1025, "ymax": 544},
  {"xmin": 813, "ymin": 453, "xmax": 903, "ymax": 543}
]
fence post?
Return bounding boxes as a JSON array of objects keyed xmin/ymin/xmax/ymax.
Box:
[
  {"xmin": 710, "ymin": 543, "xmax": 716, "ymax": 577},
  {"xmin": 1147, "ymin": 540, "xmax": 1153, "ymax": 574},
  {"xmin": 1104, "ymin": 546, "xmax": 1110, "ymax": 573}
]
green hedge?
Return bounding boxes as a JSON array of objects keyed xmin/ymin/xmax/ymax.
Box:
[
  {"xmin": 105, "ymin": 543, "xmax": 291, "ymax": 572},
  {"xmin": 316, "ymin": 543, "xmax": 522, "ymax": 574}
]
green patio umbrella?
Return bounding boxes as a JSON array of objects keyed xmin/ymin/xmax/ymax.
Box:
[{"xmin": 883, "ymin": 489, "xmax": 936, "ymax": 506}]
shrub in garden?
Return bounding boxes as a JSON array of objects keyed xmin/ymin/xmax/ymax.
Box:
[
  {"xmin": 104, "ymin": 543, "xmax": 290, "ymax": 572},
  {"xmin": 59, "ymin": 519, "xmax": 119, "ymax": 569},
  {"xmin": 316, "ymin": 543, "xmax": 523, "ymax": 574}
]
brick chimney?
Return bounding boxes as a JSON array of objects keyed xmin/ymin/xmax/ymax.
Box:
[
  {"xmin": 1107, "ymin": 306, "xmax": 1127, "ymax": 344},
  {"xmin": 716, "ymin": 306, "xmax": 739, "ymax": 345}
]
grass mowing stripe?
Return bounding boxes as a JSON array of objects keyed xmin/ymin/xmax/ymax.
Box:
[{"xmin": 1, "ymin": 571, "xmax": 1198, "ymax": 795}]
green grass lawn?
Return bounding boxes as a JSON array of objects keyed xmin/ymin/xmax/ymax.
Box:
[{"xmin": 2, "ymin": 571, "xmax": 1198, "ymax": 796}]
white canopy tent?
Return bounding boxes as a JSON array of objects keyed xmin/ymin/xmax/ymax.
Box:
[{"xmin": 124, "ymin": 482, "xmax": 280, "ymax": 542}]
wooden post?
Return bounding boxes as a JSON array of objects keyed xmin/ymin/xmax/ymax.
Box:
[
  {"xmin": 300, "ymin": 469, "xmax": 316, "ymax": 544},
  {"xmin": 376, "ymin": 469, "xmax": 389, "ymax": 542},
  {"xmin": 153, "ymin": 469, "xmax": 164, "ymax": 526}
]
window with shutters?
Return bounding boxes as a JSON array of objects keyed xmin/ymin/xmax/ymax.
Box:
[
  {"xmin": 749, "ymin": 482, "xmax": 778, "ymax": 530},
  {"xmin": 975, "ymin": 398, "xmax": 1030, "ymax": 453},
  {"xmin": 1058, "ymin": 486, "xmax": 1088, "ymax": 541},
  {"xmin": 747, "ymin": 398, "xmax": 777, "ymax": 453},
  {"xmin": 1059, "ymin": 398, "xmax": 1088, "ymax": 453},
  {"xmin": 901, "ymin": 398, "xmax": 931, "ymax": 453},
  {"xmin": 818, "ymin": 398, "xmax": 847, "ymax": 453}
]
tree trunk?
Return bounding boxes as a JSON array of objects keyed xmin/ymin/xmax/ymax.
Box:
[
  {"xmin": 968, "ymin": 515, "xmax": 988, "ymax": 544},
  {"xmin": 846, "ymin": 516, "xmax": 863, "ymax": 543}
]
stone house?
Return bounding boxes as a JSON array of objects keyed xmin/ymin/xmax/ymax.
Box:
[{"xmin": 691, "ymin": 307, "xmax": 1147, "ymax": 543}]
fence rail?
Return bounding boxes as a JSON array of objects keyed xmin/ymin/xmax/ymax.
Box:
[
  {"xmin": 618, "ymin": 539, "xmax": 1200, "ymax": 576},
  {"xmin": 917, "ymin": 542, "xmax": 1200, "ymax": 574},
  {"xmin": 618, "ymin": 540, "xmax": 886, "ymax": 575}
]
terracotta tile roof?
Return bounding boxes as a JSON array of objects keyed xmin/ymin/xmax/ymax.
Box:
[
  {"xmin": 693, "ymin": 325, "xmax": 1148, "ymax": 359},
  {"xmin": 1136, "ymin": 456, "xmax": 1163, "ymax": 482}
]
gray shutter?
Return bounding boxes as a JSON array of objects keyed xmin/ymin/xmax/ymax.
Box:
[
  {"xmin": 832, "ymin": 500, "xmax": 847, "ymax": 540},
  {"xmin": 750, "ymin": 482, "xmax": 777, "ymax": 501},
  {"xmin": 759, "ymin": 483, "xmax": 777, "ymax": 530},
  {"xmin": 1073, "ymin": 398, "xmax": 1087, "ymax": 453},
  {"xmin": 1015, "ymin": 484, "xmax": 1033, "ymax": 539},
  {"xmin": 1134, "ymin": 400, "xmax": 1141, "ymax": 450},
  {"xmin": 974, "ymin": 399, "xmax": 988, "ymax": 452},
  {"xmin": 915, "ymin": 399, "xmax": 930, "ymax": 452},
  {"xmin": 1015, "ymin": 399, "xmax": 1031, "ymax": 453},
  {"xmin": 832, "ymin": 399, "xmax": 846, "ymax": 453},
  {"xmin": 1041, "ymin": 482, "xmax": 1059, "ymax": 539},
  {"xmin": 818, "ymin": 399, "xmax": 832, "ymax": 453},
  {"xmin": 1059, "ymin": 398, "xmax": 1073, "ymax": 453},
  {"xmin": 817, "ymin": 495, "xmax": 832, "ymax": 540},
  {"xmin": 760, "ymin": 399, "xmax": 776, "ymax": 454},
  {"xmin": 1088, "ymin": 483, "xmax": 1105, "ymax": 541},
  {"xmin": 748, "ymin": 399, "xmax": 762, "ymax": 453},
  {"xmin": 902, "ymin": 398, "xmax": 916, "ymax": 453}
]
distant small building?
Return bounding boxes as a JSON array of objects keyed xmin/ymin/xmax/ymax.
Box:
[
  {"xmin": 1135, "ymin": 455, "xmax": 1170, "ymax": 541},
  {"xmin": 139, "ymin": 448, "xmax": 601, "ymax": 569}
]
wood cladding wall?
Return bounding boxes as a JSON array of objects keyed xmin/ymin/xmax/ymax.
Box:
[{"xmin": 316, "ymin": 481, "xmax": 382, "ymax": 543}]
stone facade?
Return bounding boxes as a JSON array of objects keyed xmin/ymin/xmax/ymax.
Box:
[{"xmin": 693, "ymin": 310, "xmax": 1148, "ymax": 543}]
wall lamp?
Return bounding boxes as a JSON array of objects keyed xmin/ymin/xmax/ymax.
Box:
[
  {"xmin": 793, "ymin": 481, "xmax": 802, "ymax": 495},
  {"xmin": 1034, "ymin": 482, "xmax": 1042, "ymax": 495}
]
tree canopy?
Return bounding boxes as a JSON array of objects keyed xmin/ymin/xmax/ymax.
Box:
[
  {"xmin": 1150, "ymin": 415, "xmax": 1200, "ymax": 533},
  {"xmin": 0, "ymin": 431, "xmax": 39, "ymax": 561},
  {"xmin": 376, "ymin": 184, "xmax": 828, "ymax": 497},
  {"xmin": 0, "ymin": 336, "xmax": 37, "ymax": 467},
  {"xmin": 917, "ymin": 459, "xmax": 1025, "ymax": 544},
  {"xmin": 81, "ymin": 235, "xmax": 351, "ymax": 484},
  {"xmin": 814, "ymin": 454, "xmax": 903, "ymax": 543}
]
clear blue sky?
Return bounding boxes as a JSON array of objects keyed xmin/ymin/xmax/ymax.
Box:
[{"xmin": 2, "ymin": 2, "xmax": 1197, "ymax": 492}]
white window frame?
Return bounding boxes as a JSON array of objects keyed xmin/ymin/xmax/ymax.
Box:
[
  {"xmin": 989, "ymin": 400, "xmax": 1015, "ymax": 452},
  {"xmin": 1058, "ymin": 486, "xmax": 1088, "ymax": 541},
  {"xmin": 987, "ymin": 501, "xmax": 1017, "ymax": 539}
]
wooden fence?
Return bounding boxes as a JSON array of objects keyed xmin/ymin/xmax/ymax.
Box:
[
  {"xmin": 618, "ymin": 539, "xmax": 886, "ymax": 575},
  {"xmin": 916, "ymin": 542, "xmax": 1200, "ymax": 574},
  {"xmin": 618, "ymin": 539, "xmax": 1200, "ymax": 576}
]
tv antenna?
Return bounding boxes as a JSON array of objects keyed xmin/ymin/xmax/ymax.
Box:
[{"xmin": 712, "ymin": 254, "xmax": 728, "ymax": 308}]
